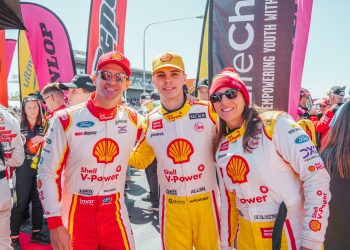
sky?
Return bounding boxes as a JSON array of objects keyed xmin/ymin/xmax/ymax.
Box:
[{"xmin": 7, "ymin": 0, "xmax": 350, "ymax": 98}]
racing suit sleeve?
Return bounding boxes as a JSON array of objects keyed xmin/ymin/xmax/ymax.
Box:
[
  {"xmin": 0, "ymin": 110, "xmax": 24, "ymax": 167},
  {"xmin": 128, "ymin": 117, "xmax": 155, "ymax": 169},
  {"xmin": 313, "ymin": 108, "xmax": 334, "ymax": 133},
  {"xmin": 273, "ymin": 114, "xmax": 330, "ymax": 250},
  {"xmin": 217, "ymin": 165, "xmax": 238, "ymax": 249},
  {"xmin": 37, "ymin": 115, "xmax": 69, "ymax": 230}
]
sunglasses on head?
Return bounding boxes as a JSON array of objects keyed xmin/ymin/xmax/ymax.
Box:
[
  {"xmin": 97, "ymin": 71, "xmax": 129, "ymax": 82},
  {"xmin": 210, "ymin": 88, "xmax": 239, "ymax": 103}
]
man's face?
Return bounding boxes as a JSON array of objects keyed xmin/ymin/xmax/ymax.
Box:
[
  {"xmin": 67, "ymin": 88, "xmax": 91, "ymax": 106},
  {"xmin": 93, "ymin": 64, "xmax": 130, "ymax": 107},
  {"xmin": 299, "ymin": 96, "xmax": 307, "ymax": 107},
  {"xmin": 198, "ymin": 86, "xmax": 209, "ymax": 101},
  {"xmin": 152, "ymin": 67, "xmax": 186, "ymax": 103},
  {"xmin": 42, "ymin": 92, "xmax": 56, "ymax": 112},
  {"xmin": 331, "ymin": 93, "xmax": 344, "ymax": 104}
]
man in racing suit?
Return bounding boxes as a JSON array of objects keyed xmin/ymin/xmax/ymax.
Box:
[
  {"xmin": 0, "ymin": 107, "xmax": 24, "ymax": 250},
  {"xmin": 216, "ymin": 111, "xmax": 330, "ymax": 249},
  {"xmin": 129, "ymin": 52, "xmax": 220, "ymax": 250},
  {"xmin": 38, "ymin": 51, "xmax": 142, "ymax": 250}
]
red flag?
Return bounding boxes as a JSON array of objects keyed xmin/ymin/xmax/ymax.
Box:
[
  {"xmin": 85, "ymin": 0, "xmax": 127, "ymax": 74},
  {"xmin": 5, "ymin": 39, "xmax": 16, "ymax": 78}
]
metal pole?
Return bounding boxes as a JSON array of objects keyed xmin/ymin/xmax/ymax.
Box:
[{"xmin": 142, "ymin": 15, "xmax": 204, "ymax": 93}]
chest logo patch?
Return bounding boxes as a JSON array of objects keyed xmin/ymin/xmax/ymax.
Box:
[
  {"xmin": 167, "ymin": 138, "xmax": 194, "ymax": 164},
  {"xmin": 226, "ymin": 155, "xmax": 250, "ymax": 184},
  {"xmin": 93, "ymin": 138, "xmax": 119, "ymax": 163}
]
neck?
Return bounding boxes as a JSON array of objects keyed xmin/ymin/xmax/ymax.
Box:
[
  {"xmin": 94, "ymin": 95, "xmax": 120, "ymax": 110},
  {"xmin": 161, "ymin": 94, "xmax": 185, "ymax": 112},
  {"xmin": 226, "ymin": 117, "xmax": 244, "ymax": 130},
  {"xmin": 28, "ymin": 118, "xmax": 36, "ymax": 126}
]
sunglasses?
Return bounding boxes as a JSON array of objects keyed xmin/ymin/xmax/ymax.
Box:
[
  {"xmin": 210, "ymin": 88, "xmax": 239, "ymax": 103},
  {"xmin": 97, "ymin": 71, "xmax": 129, "ymax": 82},
  {"xmin": 319, "ymin": 105, "xmax": 327, "ymax": 108}
]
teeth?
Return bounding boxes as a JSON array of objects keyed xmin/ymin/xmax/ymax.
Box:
[{"xmin": 222, "ymin": 108, "xmax": 234, "ymax": 112}]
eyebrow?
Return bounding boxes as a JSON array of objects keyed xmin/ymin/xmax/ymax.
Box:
[{"xmin": 155, "ymin": 69, "xmax": 181, "ymax": 75}]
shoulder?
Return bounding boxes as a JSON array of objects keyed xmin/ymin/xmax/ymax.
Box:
[{"xmin": 260, "ymin": 111, "xmax": 290, "ymax": 139}]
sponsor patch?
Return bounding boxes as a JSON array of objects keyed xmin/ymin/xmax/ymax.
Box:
[
  {"xmin": 117, "ymin": 126, "xmax": 127, "ymax": 133},
  {"xmin": 194, "ymin": 122, "xmax": 204, "ymax": 132},
  {"xmin": 220, "ymin": 141, "xmax": 229, "ymax": 151},
  {"xmin": 260, "ymin": 228, "xmax": 273, "ymax": 238},
  {"xmin": 294, "ymin": 134, "xmax": 310, "ymax": 144},
  {"xmin": 79, "ymin": 189, "xmax": 93, "ymax": 196},
  {"xmin": 76, "ymin": 121, "xmax": 95, "ymax": 128},
  {"xmin": 189, "ymin": 112, "xmax": 206, "ymax": 120},
  {"xmin": 152, "ymin": 119, "xmax": 163, "ymax": 130}
]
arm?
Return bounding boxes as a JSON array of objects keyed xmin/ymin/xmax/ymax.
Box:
[
  {"xmin": 313, "ymin": 108, "xmax": 335, "ymax": 133},
  {"xmin": 37, "ymin": 115, "xmax": 69, "ymax": 230},
  {"xmin": 273, "ymin": 114, "xmax": 330, "ymax": 250}
]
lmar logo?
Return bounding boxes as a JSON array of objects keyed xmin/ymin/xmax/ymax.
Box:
[
  {"xmin": 93, "ymin": 138, "xmax": 119, "ymax": 163},
  {"xmin": 226, "ymin": 155, "xmax": 250, "ymax": 184},
  {"xmin": 167, "ymin": 138, "xmax": 194, "ymax": 164}
]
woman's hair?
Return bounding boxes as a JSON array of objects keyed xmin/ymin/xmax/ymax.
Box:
[
  {"xmin": 20, "ymin": 96, "xmax": 43, "ymax": 129},
  {"xmin": 215, "ymin": 104, "xmax": 262, "ymax": 154},
  {"xmin": 0, "ymin": 141, "xmax": 4, "ymax": 165},
  {"xmin": 320, "ymin": 101, "xmax": 350, "ymax": 178}
]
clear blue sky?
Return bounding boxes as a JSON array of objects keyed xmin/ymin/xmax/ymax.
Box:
[{"xmin": 8, "ymin": 0, "xmax": 350, "ymax": 98}]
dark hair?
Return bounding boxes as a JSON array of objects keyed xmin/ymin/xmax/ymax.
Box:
[
  {"xmin": 0, "ymin": 141, "xmax": 4, "ymax": 165},
  {"xmin": 215, "ymin": 104, "xmax": 262, "ymax": 154},
  {"xmin": 320, "ymin": 102, "xmax": 350, "ymax": 178},
  {"xmin": 20, "ymin": 97, "xmax": 43, "ymax": 129}
]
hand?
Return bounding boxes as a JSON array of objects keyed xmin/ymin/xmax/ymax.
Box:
[
  {"xmin": 186, "ymin": 94, "xmax": 199, "ymax": 105},
  {"xmin": 50, "ymin": 226, "xmax": 72, "ymax": 250},
  {"xmin": 31, "ymin": 135, "xmax": 44, "ymax": 145},
  {"xmin": 309, "ymin": 106, "xmax": 317, "ymax": 115}
]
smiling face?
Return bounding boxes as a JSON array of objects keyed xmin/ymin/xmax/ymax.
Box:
[
  {"xmin": 152, "ymin": 67, "xmax": 187, "ymax": 107},
  {"xmin": 93, "ymin": 64, "xmax": 130, "ymax": 109},
  {"xmin": 211, "ymin": 87, "xmax": 246, "ymax": 129}
]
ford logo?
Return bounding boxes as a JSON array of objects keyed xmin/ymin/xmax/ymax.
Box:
[
  {"xmin": 294, "ymin": 134, "xmax": 310, "ymax": 144},
  {"xmin": 77, "ymin": 121, "xmax": 95, "ymax": 128}
]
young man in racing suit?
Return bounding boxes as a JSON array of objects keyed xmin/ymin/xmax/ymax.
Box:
[
  {"xmin": 129, "ymin": 52, "xmax": 220, "ymax": 250},
  {"xmin": 38, "ymin": 51, "xmax": 142, "ymax": 250},
  {"xmin": 0, "ymin": 107, "xmax": 24, "ymax": 250}
]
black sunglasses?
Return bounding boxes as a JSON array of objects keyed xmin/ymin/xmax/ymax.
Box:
[
  {"xmin": 97, "ymin": 71, "xmax": 129, "ymax": 82},
  {"xmin": 210, "ymin": 88, "xmax": 239, "ymax": 103}
]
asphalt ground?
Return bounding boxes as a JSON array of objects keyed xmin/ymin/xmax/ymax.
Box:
[{"xmin": 21, "ymin": 168, "xmax": 162, "ymax": 250}]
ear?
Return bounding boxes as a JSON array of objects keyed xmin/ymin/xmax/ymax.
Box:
[
  {"xmin": 92, "ymin": 74, "xmax": 97, "ymax": 86},
  {"xmin": 125, "ymin": 80, "xmax": 131, "ymax": 89}
]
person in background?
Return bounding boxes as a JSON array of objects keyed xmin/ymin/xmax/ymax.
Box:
[
  {"xmin": 298, "ymin": 88, "xmax": 311, "ymax": 120},
  {"xmin": 41, "ymin": 83, "xmax": 66, "ymax": 119},
  {"xmin": 10, "ymin": 96, "xmax": 49, "ymax": 249},
  {"xmin": 320, "ymin": 101, "xmax": 350, "ymax": 250},
  {"xmin": 197, "ymin": 78, "xmax": 209, "ymax": 101},
  {"xmin": 58, "ymin": 74, "xmax": 96, "ymax": 107},
  {"xmin": 209, "ymin": 67, "xmax": 330, "ymax": 250},
  {"xmin": 0, "ymin": 107, "xmax": 24, "ymax": 250}
]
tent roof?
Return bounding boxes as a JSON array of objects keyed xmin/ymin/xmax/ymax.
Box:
[{"xmin": 0, "ymin": 0, "xmax": 25, "ymax": 30}]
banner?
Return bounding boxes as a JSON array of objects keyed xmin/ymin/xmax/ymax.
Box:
[
  {"xmin": 21, "ymin": 2, "xmax": 76, "ymax": 90},
  {"xmin": 18, "ymin": 30, "xmax": 39, "ymax": 100},
  {"xmin": 0, "ymin": 31, "xmax": 8, "ymax": 107},
  {"xmin": 5, "ymin": 39, "xmax": 16, "ymax": 79},
  {"xmin": 85, "ymin": 0, "xmax": 127, "ymax": 74},
  {"xmin": 288, "ymin": 0, "xmax": 313, "ymax": 117},
  {"xmin": 211, "ymin": 0, "xmax": 296, "ymax": 111}
]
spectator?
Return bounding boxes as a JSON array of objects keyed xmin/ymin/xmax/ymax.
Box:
[
  {"xmin": 298, "ymin": 88, "xmax": 311, "ymax": 120},
  {"xmin": 10, "ymin": 96, "xmax": 49, "ymax": 249},
  {"xmin": 320, "ymin": 101, "xmax": 350, "ymax": 250},
  {"xmin": 58, "ymin": 74, "xmax": 96, "ymax": 107},
  {"xmin": 197, "ymin": 78, "xmax": 209, "ymax": 101},
  {"xmin": 0, "ymin": 106, "xmax": 24, "ymax": 250},
  {"xmin": 209, "ymin": 67, "xmax": 330, "ymax": 250},
  {"xmin": 41, "ymin": 83, "xmax": 66, "ymax": 118}
]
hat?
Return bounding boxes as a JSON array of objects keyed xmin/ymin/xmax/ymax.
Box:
[
  {"xmin": 197, "ymin": 78, "xmax": 209, "ymax": 89},
  {"xmin": 150, "ymin": 91, "xmax": 160, "ymax": 101},
  {"xmin": 59, "ymin": 74, "xmax": 96, "ymax": 92},
  {"xmin": 96, "ymin": 51, "xmax": 131, "ymax": 77},
  {"xmin": 319, "ymin": 98, "xmax": 329, "ymax": 107},
  {"xmin": 330, "ymin": 86, "xmax": 345, "ymax": 95},
  {"xmin": 300, "ymin": 88, "xmax": 311, "ymax": 97},
  {"xmin": 209, "ymin": 67, "xmax": 250, "ymax": 105},
  {"xmin": 152, "ymin": 52, "xmax": 185, "ymax": 74}
]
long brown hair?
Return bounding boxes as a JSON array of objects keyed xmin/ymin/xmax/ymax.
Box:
[
  {"xmin": 215, "ymin": 104, "xmax": 262, "ymax": 154},
  {"xmin": 20, "ymin": 96, "xmax": 43, "ymax": 129},
  {"xmin": 320, "ymin": 101, "xmax": 350, "ymax": 178}
]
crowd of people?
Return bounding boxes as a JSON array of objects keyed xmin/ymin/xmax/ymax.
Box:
[{"xmin": 0, "ymin": 49, "xmax": 348, "ymax": 250}]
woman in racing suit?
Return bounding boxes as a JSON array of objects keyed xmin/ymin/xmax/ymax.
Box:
[
  {"xmin": 10, "ymin": 96, "xmax": 49, "ymax": 247},
  {"xmin": 209, "ymin": 68, "xmax": 330, "ymax": 250}
]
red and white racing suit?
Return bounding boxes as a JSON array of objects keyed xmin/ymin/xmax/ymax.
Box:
[
  {"xmin": 38, "ymin": 94, "xmax": 142, "ymax": 250},
  {"xmin": 216, "ymin": 112, "xmax": 330, "ymax": 250},
  {"xmin": 129, "ymin": 100, "xmax": 221, "ymax": 250},
  {"xmin": 0, "ymin": 108, "xmax": 24, "ymax": 250}
]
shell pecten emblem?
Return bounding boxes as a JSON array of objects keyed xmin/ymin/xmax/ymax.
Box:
[
  {"xmin": 111, "ymin": 52, "xmax": 123, "ymax": 60},
  {"xmin": 309, "ymin": 220, "xmax": 321, "ymax": 232},
  {"xmin": 226, "ymin": 155, "xmax": 250, "ymax": 184},
  {"xmin": 167, "ymin": 138, "xmax": 194, "ymax": 164},
  {"xmin": 160, "ymin": 53, "xmax": 173, "ymax": 62},
  {"xmin": 93, "ymin": 138, "xmax": 119, "ymax": 163}
]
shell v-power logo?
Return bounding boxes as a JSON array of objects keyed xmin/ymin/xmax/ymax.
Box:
[
  {"xmin": 93, "ymin": 138, "xmax": 119, "ymax": 163},
  {"xmin": 167, "ymin": 138, "xmax": 194, "ymax": 164}
]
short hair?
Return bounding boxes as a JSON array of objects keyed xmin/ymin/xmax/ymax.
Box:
[{"xmin": 41, "ymin": 83, "xmax": 64, "ymax": 97}]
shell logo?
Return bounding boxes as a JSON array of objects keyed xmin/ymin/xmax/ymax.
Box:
[
  {"xmin": 160, "ymin": 53, "xmax": 173, "ymax": 62},
  {"xmin": 37, "ymin": 179, "xmax": 42, "ymax": 189},
  {"xmin": 111, "ymin": 52, "xmax": 123, "ymax": 60},
  {"xmin": 93, "ymin": 138, "xmax": 119, "ymax": 164},
  {"xmin": 308, "ymin": 166, "xmax": 316, "ymax": 172},
  {"xmin": 167, "ymin": 138, "xmax": 194, "ymax": 164},
  {"xmin": 226, "ymin": 155, "xmax": 250, "ymax": 184},
  {"xmin": 309, "ymin": 220, "xmax": 321, "ymax": 232}
]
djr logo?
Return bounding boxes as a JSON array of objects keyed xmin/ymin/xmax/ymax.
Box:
[{"xmin": 300, "ymin": 146, "xmax": 317, "ymax": 159}]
